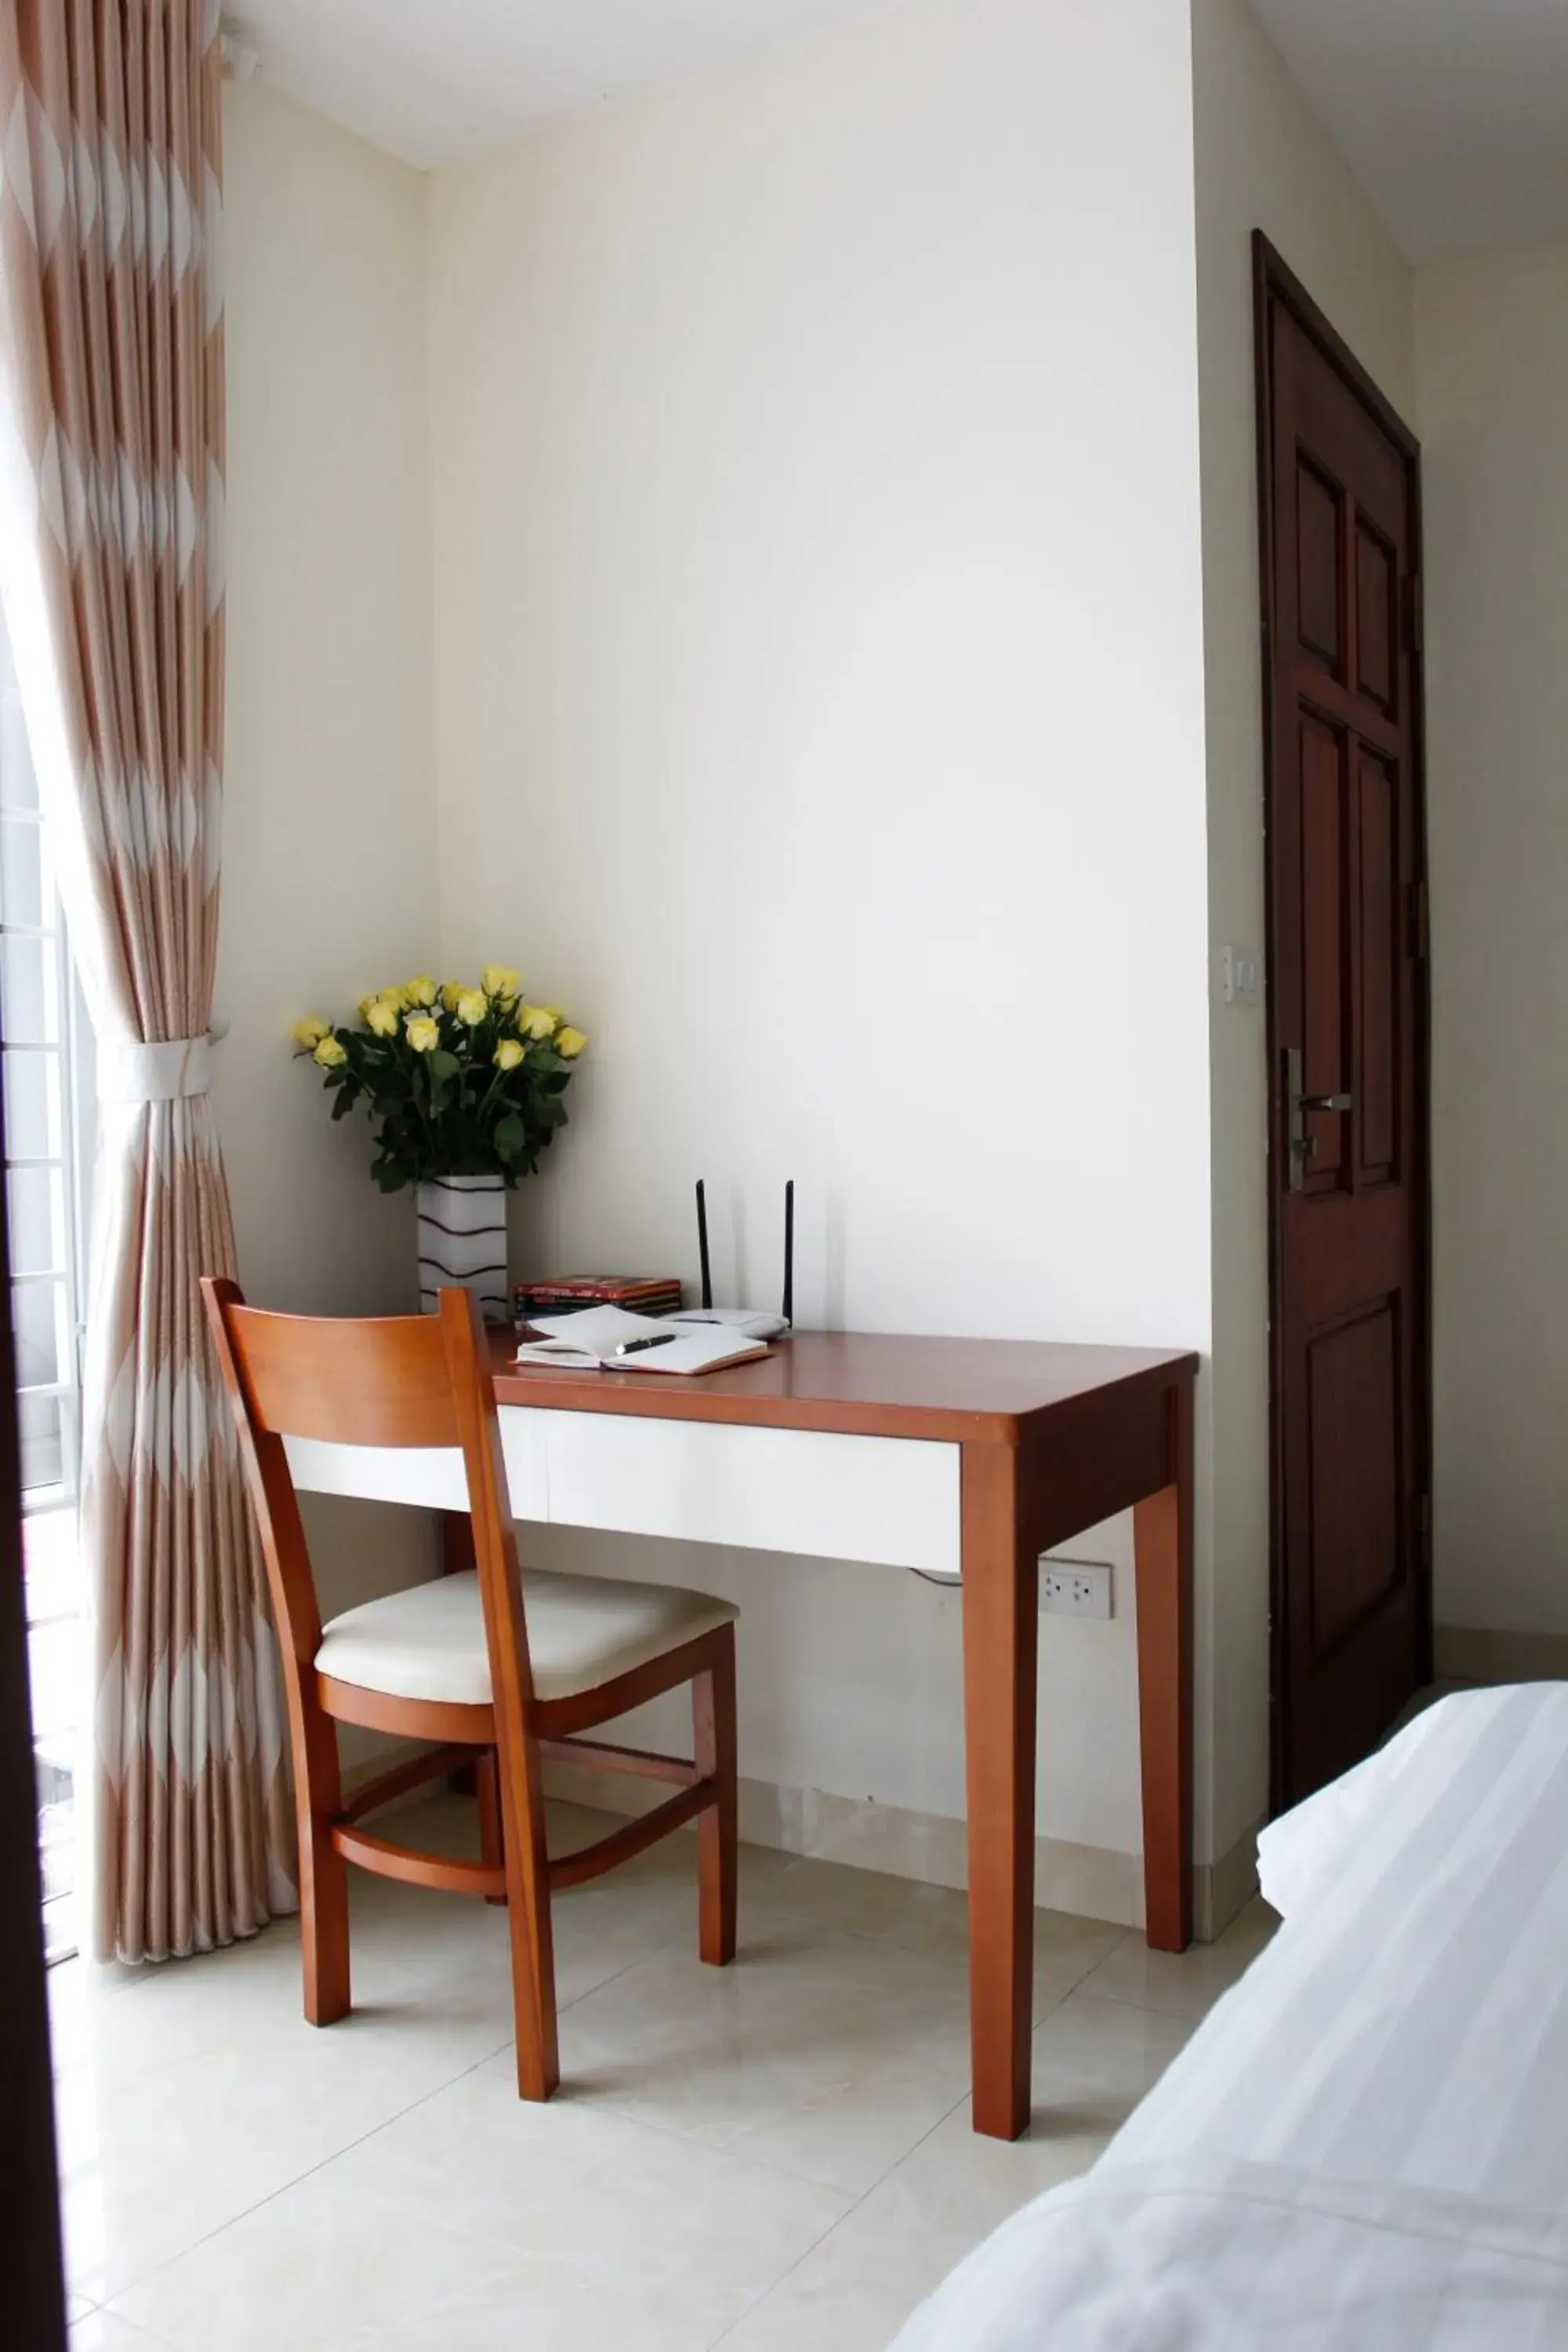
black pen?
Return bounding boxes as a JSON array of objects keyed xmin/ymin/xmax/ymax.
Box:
[{"xmin": 614, "ymin": 1334, "xmax": 678, "ymax": 1357}]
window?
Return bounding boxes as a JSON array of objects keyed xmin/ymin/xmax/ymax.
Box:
[{"xmin": 0, "ymin": 619, "xmax": 92, "ymax": 1963}]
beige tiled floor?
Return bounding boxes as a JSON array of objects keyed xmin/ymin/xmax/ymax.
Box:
[{"xmin": 55, "ymin": 1795, "xmax": 1275, "ymax": 2352}]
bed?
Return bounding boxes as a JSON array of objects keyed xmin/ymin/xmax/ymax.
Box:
[{"xmin": 892, "ymin": 1683, "xmax": 1568, "ymax": 2348}]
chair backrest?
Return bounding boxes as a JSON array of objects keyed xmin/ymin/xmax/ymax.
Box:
[{"xmin": 201, "ymin": 1279, "xmax": 535, "ymax": 1723}]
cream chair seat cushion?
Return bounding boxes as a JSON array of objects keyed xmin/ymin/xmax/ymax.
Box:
[{"xmin": 314, "ymin": 1567, "xmax": 736, "ymax": 1707}]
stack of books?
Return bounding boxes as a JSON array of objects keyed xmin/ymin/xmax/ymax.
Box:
[{"xmin": 513, "ymin": 1274, "xmax": 683, "ymax": 1330}]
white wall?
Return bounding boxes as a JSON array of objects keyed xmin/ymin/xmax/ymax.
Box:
[
  {"xmin": 1415, "ymin": 243, "xmax": 1568, "ymax": 1647},
  {"xmin": 428, "ymin": 0, "xmax": 1213, "ymax": 1892},
  {"xmin": 1189, "ymin": 0, "xmax": 1416, "ymax": 1853},
  {"xmin": 220, "ymin": 83, "xmax": 438, "ymax": 1645},
  {"xmin": 221, "ymin": 80, "xmax": 436, "ymax": 1315}
]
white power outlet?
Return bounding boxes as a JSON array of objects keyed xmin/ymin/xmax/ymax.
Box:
[{"xmin": 1040, "ymin": 1559, "xmax": 1112, "ymax": 1619}]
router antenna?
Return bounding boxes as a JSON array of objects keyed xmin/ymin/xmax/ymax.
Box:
[
  {"xmin": 695, "ymin": 1179, "xmax": 713, "ymax": 1310},
  {"xmin": 782, "ymin": 1180, "xmax": 794, "ymax": 1327}
]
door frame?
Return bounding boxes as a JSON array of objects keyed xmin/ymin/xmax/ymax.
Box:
[
  {"xmin": 0, "ymin": 1020, "xmax": 68, "ymax": 2345},
  {"xmin": 1250, "ymin": 230, "xmax": 1434, "ymax": 1812}
]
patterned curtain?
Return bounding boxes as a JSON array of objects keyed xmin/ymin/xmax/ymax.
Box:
[{"xmin": 0, "ymin": 0, "xmax": 294, "ymax": 1959}]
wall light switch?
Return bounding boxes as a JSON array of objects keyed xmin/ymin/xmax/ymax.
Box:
[{"xmin": 1221, "ymin": 946, "xmax": 1262, "ymax": 1007}]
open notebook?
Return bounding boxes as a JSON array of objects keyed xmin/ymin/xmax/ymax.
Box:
[{"xmin": 514, "ymin": 1303, "xmax": 771, "ymax": 1377}]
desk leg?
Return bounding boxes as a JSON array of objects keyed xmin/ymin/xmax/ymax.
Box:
[
  {"xmin": 1133, "ymin": 1381, "xmax": 1193, "ymax": 1952},
  {"xmin": 962, "ymin": 1443, "xmax": 1037, "ymax": 2141}
]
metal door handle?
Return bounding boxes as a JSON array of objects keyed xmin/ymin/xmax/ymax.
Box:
[{"xmin": 1284, "ymin": 1048, "xmax": 1352, "ymax": 1193}]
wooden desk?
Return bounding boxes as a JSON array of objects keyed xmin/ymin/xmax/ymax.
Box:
[{"xmin": 286, "ymin": 1328, "xmax": 1197, "ymax": 2141}]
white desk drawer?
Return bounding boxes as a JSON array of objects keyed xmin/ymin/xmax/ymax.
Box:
[
  {"xmin": 284, "ymin": 1413, "xmax": 550, "ymax": 1521},
  {"xmin": 536, "ymin": 1410, "xmax": 960, "ymax": 1576},
  {"xmin": 284, "ymin": 1410, "xmax": 960, "ymax": 1577}
]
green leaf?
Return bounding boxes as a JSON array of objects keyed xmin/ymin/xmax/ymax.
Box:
[{"xmin": 299, "ymin": 994, "xmax": 579, "ymax": 1190}]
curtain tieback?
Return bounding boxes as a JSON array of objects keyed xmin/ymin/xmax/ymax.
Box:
[{"xmin": 96, "ymin": 1033, "xmax": 216, "ymax": 1104}]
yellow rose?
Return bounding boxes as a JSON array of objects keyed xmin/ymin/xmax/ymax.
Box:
[
  {"xmin": 356, "ymin": 993, "xmax": 379, "ymax": 1022},
  {"xmin": 440, "ymin": 982, "xmax": 462, "ymax": 1012},
  {"xmin": 405, "ymin": 1014, "xmax": 440, "ymax": 1053},
  {"xmin": 518, "ymin": 1004, "xmax": 558, "ymax": 1040},
  {"xmin": 365, "ymin": 996, "xmax": 400, "ymax": 1037},
  {"xmin": 312, "ymin": 1033, "xmax": 348, "ymax": 1069},
  {"xmin": 292, "ymin": 1015, "xmax": 328, "ymax": 1049},
  {"xmin": 481, "ymin": 964, "xmax": 521, "ymax": 1000},
  {"xmin": 456, "ymin": 989, "xmax": 488, "ymax": 1026},
  {"xmin": 494, "ymin": 1036, "xmax": 524, "ymax": 1071},
  {"xmin": 405, "ymin": 974, "xmax": 437, "ymax": 1007},
  {"xmin": 556, "ymin": 1025, "xmax": 587, "ymax": 1058}
]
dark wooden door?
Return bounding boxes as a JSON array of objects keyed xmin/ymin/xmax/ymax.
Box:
[{"xmin": 1254, "ymin": 236, "xmax": 1431, "ymax": 1807}]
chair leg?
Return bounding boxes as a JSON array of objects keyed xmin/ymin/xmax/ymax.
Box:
[
  {"xmin": 297, "ymin": 1709, "xmax": 350, "ymax": 2025},
  {"xmin": 495, "ymin": 1730, "xmax": 560, "ymax": 2100},
  {"xmin": 477, "ymin": 1748, "xmax": 508, "ymax": 1904},
  {"xmin": 694, "ymin": 1628, "xmax": 739, "ymax": 1967}
]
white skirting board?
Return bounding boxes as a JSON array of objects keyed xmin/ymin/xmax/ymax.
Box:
[{"xmin": 539, "ymin": 1756, "xmax": 1260, "ymax": 1940}]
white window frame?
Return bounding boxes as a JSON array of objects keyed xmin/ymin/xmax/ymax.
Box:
[
  {"xmin": 5, "ymin": 877, "xmax": 89, "ymax": 1512},
  {"xmin": 2, "ymin": 627, "xmax": 93, "ymax": 1966}
]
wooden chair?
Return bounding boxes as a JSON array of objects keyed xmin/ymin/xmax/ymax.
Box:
[{"xmin": 201, "ymin": 1278, "xmax": 739, "ymax": 2100}]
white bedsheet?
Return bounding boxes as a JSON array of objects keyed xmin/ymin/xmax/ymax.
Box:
[
  {"xmin": 892, "ymin": 1685, "xmax": 1568, "ymax": 2348},
  {"xmin": 893, "ymin": 2158, "xmax": 1568, "ymax": 2351}
]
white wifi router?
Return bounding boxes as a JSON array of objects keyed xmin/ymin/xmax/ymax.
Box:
[
  {"xmin": 670, "ymin": 1307, "xmax": 789, "ymax": 1338},
  {"xmin": 673, "ymin": 1178, "xmax": 793, "ymax": 1338}
]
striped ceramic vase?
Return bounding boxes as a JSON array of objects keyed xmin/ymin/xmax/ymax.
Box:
[{"xmin": 416, "ymin": 1174, "xmax": 509, "ymax": 1323}]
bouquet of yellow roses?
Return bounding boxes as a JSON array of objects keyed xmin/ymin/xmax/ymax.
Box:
[{"xmin": 292, "ymin": 966, "xmax": 587, "ymax": 1192}]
